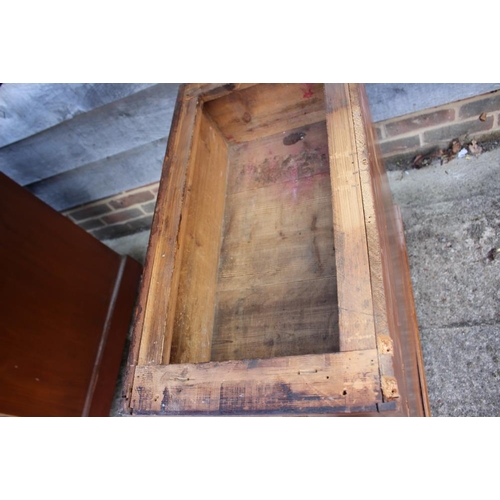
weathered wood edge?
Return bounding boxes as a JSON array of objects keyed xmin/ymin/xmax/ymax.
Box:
[
  {"xmin": 122, "ymin": 84, "xmax": 253, "ymax": 412},
  {"xmin": 121, "ymin": 85, "xmax": 190, "ymax": 412},
  {"xmin": 393, "ymin": 205, "xmax": 431, "ymax": 416},
  {"xmin": 131, "ymin": 350, "xmax": 382, "ymax": 416},
  {"xmin": 136, "ymin": 92, "xmax": 201, "ymax": 367},
  {"xmin": 88, "ymin": 256, "xmax": 142, "ymax": 416},
  {"xmin": 324, "ymin": 84, "xmax": 377, "ymax": 352},
  {"xmin": 347, "ymin": 84, "xmax": 399, "ymax": 405},
  {"xmin": 184, "ymin": 83, "xmax": 258, "ymax": 102},
  {"xmin": 357, "ymin": 85, "xmax": 428, "ymax": 416}
]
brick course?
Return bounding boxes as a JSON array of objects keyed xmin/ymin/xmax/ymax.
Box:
[
  {"xmin": 62, "ymin": 182, "xmax": 158, "ymax": 241},
  {"xmin": 101, "ymin": 207, "xmax": 144, "ymax": 225},
  {"xmin": 459, "ymin": 93, "xmax": 500, "ymax": 119},
  {"xmin": 379, "ymin": 135, "xmax": 421, "ymax": 156},
  {"xmin": 91, "ymin": 215, "xmax": 154, "ymax": 240},
  {"xmin": 109, "ymin": 191, "xmax": 154, "ymax": 209},
  {"xmin": 385, "ymin": 109, "xmax": 454, "ymax": 137},
  {"xmin": 141, "ymin": 201, "xmax": 157, "ymax": 214},
  {"xmin": 63, "ymin": 89, "xmax": 500, "ymax": 242},
  {"xmin": 423, "ymin": 116, "xmax": 494, "ymax": 144},
  {"xmin": 69, "ymin": 202, "xmax": 112, "ymax": 221},
  {"xmin": 378, "ymin": 89, "xmax": 500, "ymax": 162}
]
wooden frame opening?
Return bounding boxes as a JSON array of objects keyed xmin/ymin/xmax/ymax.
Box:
[{"xmin": 124, "ymin": 83, "xmax": 429, "ymax": 416}]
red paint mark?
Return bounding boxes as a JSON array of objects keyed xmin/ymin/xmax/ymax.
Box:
[{"xmin": 302, "ymin": 83, "xmax": 314, "ymax": 98}]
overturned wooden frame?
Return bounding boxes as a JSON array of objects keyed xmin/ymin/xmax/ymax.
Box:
[{"xmin": 123, "ymin": 83, "xmax": 430, "ymax": 416}]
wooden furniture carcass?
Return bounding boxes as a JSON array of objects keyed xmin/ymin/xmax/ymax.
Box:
[
  {"xmin": 123, "ymin": 83, "xmax": 430, "ymax": 416},
  {"xmin": 0, "ymin": 172, "xmax": 142, "ymax": 417}
]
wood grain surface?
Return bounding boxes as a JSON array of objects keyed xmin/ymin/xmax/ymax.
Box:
[
  {"xmin": 169, "ymin": 111, "xmax": 230, "ymax": 364},
  {"xmin": 211, "ymin": 121, "xmax": 339, "ymax": 361},
  {"xmin": 205, "ymin": 83, "xmax": 325, "ymax": 143},
  {"xmin": 132, "ymin": 350, "xmax": 381, "ymax": 415},
  {"xmin": 325, "ymin": 83, "xmax": 376, "ymax": 352},
  {"xmin": 0, "ymin": 173, "xmax": 141, "ymax": 417}
]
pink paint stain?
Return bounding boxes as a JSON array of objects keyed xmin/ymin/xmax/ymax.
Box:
[{"xmin": 302, "ymin": 83, "xmax": 314, "ymax": 98}]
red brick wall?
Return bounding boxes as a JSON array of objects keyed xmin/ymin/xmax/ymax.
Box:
[
  {"xmin": 63, "ymin": 183, "xmax": 159, "ymax": 240},
  {"xmin": 376, "ymin": 89, "xmax": 500, "ymax": 161},
  {"xmin": 64, "ymin": 89, "xmax": 500, "ymax": 240}
]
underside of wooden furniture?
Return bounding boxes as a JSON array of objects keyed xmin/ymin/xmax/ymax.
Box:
[
  {"xmin": 0, "ymin": 172, "xmax": 142, "ymax": 417},
  {"xmin": 122, "ymin": 83, "xmax": 430, "ymax": 416}
]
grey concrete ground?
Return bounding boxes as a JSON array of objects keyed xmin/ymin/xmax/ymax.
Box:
[
  {"xmin": 388, "ymin": 148, "xmax": 500, "ymax": 416},
  {"xmin": 102, "ymin": 230, "xmax": 151, "ymax": 265},
  {"xmin": 108, "ymin": 147, "xmax": 500, "ymax": 417}
]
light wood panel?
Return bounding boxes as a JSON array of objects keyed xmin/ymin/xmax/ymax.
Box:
[
  {"xmin": 211, "ymin": 121, "xmax": 338, "ymax": 361},
  {"xmin": 168, "ymin": 111, "xmax": 230, "ymax": 364},
  {"xmin": 212, "ymin": 277, "xmax": 339, "ymax": 361},
  {"xmin": 136, "ymin": 90, "xmax": 201, "ymax": 367},
  {"xmin": 325, "ymin": 83, "xmax": 376, "ymax": 352},
  {"xmin": 205, "ymin": 83, "xmax": 325, "ymax": 143}
]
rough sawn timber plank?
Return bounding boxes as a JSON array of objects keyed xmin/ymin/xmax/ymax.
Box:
[
  {"xmin": 132, "ymin": 349, "xmax": 381, "ymax": 415},
  {"xmin": 325, "ymin": 83, "xmax": 376, "ymax": 352}
]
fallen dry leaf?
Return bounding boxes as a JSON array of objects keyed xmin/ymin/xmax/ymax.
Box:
[
  {"xmin": 468, "ymin": 139, "xmax": 483, "ymax": 157},
  {"xmin": 479, "ymin": 112, "xmax": 487, "ymax": 122},
  {"xmin": 451, "ymin": 140, "xmax": 462, "ymax": 154}
]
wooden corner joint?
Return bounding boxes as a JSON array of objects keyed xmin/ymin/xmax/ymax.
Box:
[
  {"xmin": 381, "ymin": 376, "xmax": 400, "ymax": 401},
  {"xmin": 377, "ymin": 334, "xmax": 394, "ymax": 355}
]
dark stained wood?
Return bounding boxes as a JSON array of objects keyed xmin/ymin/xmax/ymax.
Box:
[
  {"xmin": 393, "ymin": 206, "xmax": 431, "ymax": 416},
  {"xmin": 88, "ymin": 256, "xmax": 142, "ymax": 417},
  {"xmin": 0, "ymin": 173, "xmax": 141, "ymax": 417},
  {"xmin": 132, "ymin": 350, "xmax": 381, "ymax": 415},
  {"xmin": 205, "ymin": 83, "xmax": 325, "ymax": 143}
]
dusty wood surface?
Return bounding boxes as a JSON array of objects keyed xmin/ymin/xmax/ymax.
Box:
[
  {"xmin": 136, "ymin": 89, "xmax": 200, "ymax": 367},
  {"xmin": 325, "ymin": 84, "xmax": 376, "ymax": 352},
  {"xmin": 205, "ymin": 84, "xmax": 325, "ymax": 143},
  {"xmin": 169, "ymin": 111, "xmax": 230, "ymax": 364},
  {"xmin": 184, "ymin": 83, "xmax": 258, "ymax": 102},
  {"xmin": 131, "ymin": 350, "xmax": 381, "ymax": 415},
  {"xmin": 124, "ymin": 83, "xmax": 428, "ymax": 416},
  {"xmin": 211, "ymin": 121, "xmax": 339, "ymax": 361},
  {"xmin": 346, "ymin": 84, "xmax": 399, "ymax": 405}
]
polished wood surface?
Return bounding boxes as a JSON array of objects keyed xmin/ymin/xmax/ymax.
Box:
[{"xmin": 0, "ymin": 173, "xmax": 141, "ymax": 417}]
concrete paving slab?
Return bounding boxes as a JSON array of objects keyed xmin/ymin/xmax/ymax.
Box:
[
  {"xmin": 101, "ymin": 230, "xmax": 151, "ymax": 265},
  {"xmin": 389, "ymin": 147, "xmax": 500, "ymax": 416},
  {"xmin": 420, "ymin": 325, "xmax": 500, "ymax": 416},
  {"xmin": 395, "ymin": 194, "xmax": 500, "ymax": 329}
]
